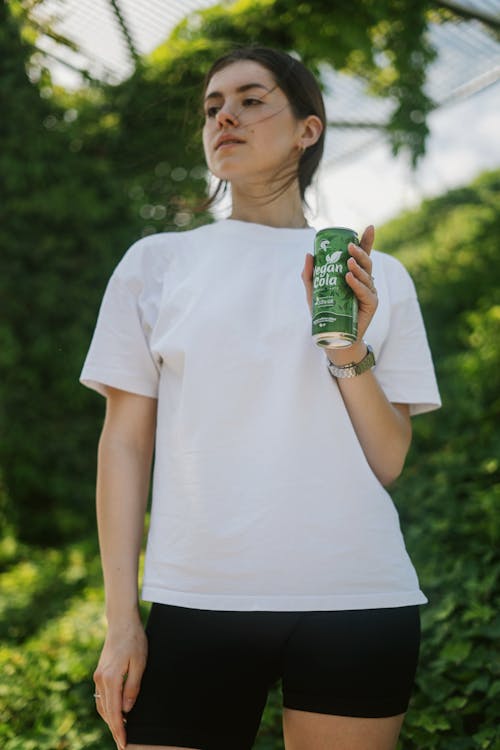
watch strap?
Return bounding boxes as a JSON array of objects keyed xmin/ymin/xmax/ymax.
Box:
[{"xmin": 327, "ymin": 344, "xmax": 376, "ymax": 379}]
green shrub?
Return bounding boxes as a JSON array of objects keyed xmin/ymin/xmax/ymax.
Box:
[
  {"xmin": 0, "ymin": 536, "xmax": 107, "ymax": 748},
  {"xmin": 0, "ymin": 543, "xmax": 100, "ymax": 643},
  {"xmin": 1, "ymin": 1, "xmax": 499, "ymax": 745},
  {"xmin": 1, "ymin": 0, "xmax": 443, "ymax": 543},
  {"xmin": 254, "ymin": 171, "xmax": 500, "ymax": 749},
  {"xmin": 0, "ymin": 3, "xmax": 141, "ymax": 542},
  {"xmin": 377, "ymin": 170, "xmax": 500, "ymax": 749},
  {"xmin": 0, "ymin": 587, "xmax": 110, "ymax": 749}
]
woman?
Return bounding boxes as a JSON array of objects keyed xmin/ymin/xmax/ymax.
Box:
[{"xmin": 80, "ymin": 47, "xmax": 440, "ymax": 750}]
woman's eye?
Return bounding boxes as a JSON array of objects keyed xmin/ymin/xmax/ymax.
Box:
[{"xmin": 204, "ymin": 98, "xmax": 262, "ymax": 119}]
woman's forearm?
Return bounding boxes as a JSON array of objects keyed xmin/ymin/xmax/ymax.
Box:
[
  {"xmin": 328, "ymin": 341, "xmax": 412, "ymax": 486},
  {"xmin": 303, "ymin": 227, "xmax": 411, "ymax": 486}
]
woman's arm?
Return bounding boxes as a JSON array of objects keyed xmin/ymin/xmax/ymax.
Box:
[
  {"xmin": 93, "ymin": 386, "xmax": 157, "ymax": 750},
  {"xmin": 302, "ymin": 226, "xmax": 412, "ymax": 487},
  {"xmin": 326, "ymin": 341, "xmax": 412, "ymax": 486}
]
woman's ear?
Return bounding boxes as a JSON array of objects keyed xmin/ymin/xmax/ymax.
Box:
[{"xmin": 298, "ymin": 115, "xmax": 323, "ymax": 151}]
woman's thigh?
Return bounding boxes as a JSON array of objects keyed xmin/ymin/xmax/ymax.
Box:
[{"xmin": 282, "ymin": 710, "xmax": 405, "ymax": 750}]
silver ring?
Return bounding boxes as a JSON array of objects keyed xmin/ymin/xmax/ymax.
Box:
[{"xmin": 94, "ymin": 692, "xmax": 102, "ymax": 699}]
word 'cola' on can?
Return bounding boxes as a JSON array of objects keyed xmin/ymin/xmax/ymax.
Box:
[{"xmin": 312, "ymin": 227, "xmax": 359, "ymax": 349}]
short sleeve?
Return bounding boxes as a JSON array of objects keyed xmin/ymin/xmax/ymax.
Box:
[
  {"xmin": 373, "ymin": 258, "xmax": 441, "ymax": 417},
  {"xmin": 80, "ymin": 246, "xmax": 161, "ymax": 399}
]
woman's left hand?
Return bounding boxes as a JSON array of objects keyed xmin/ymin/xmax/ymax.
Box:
[{"xmin": 302, "ymin": 225, "xmax": 378, "ymax": 342}]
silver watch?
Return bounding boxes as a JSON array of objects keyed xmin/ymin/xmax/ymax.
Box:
[{"xmin": 327, "ymin": 344, "xmax": 376, "ymax": 379}]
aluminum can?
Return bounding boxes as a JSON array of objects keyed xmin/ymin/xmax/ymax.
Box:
[{"xmin": 312, "ymin": 227, "xmax": 358, "ymax": 348}]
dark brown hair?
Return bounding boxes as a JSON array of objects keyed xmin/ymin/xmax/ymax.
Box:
[{"xmin": 202, "ymin": 46, "xmax": 326, "ymax": 206}]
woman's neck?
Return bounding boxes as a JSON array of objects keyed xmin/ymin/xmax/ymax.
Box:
[{"xmin": 229, "ymin": 182, "xmax": 308, "ymax": 229}]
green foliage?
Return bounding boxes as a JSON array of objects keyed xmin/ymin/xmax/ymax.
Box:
[
  {"xmin": 0, "ymin": 537, "xmax": 99, "ymax": 746},
  {"xmin": 252, "ymin": 172, "xmax": 500, "ymax": 750},
  {"xmin": 156, "ymin": 0, "xmax": 436, "ymax": 163},
  {"xmin": 1, "ymin": 171, "xmax": 499, "ymax": 750},
  {"xmin": 0, "ymin": 0, "xmax": 457, "ymax": 542},
  {"xmin": 0, "ymin": 1, "xmax": 217, "ymax": 541},
  {"xmin": 0, "ymin": 2, "xmax": 140, "ymax": 542},
  {"xmin": 2, "ymin": 2, "xmax": 499, "ymax": 747},
  {"xmin": 377, "ymin": 169, "xmax": 500, "ymax": 749}
]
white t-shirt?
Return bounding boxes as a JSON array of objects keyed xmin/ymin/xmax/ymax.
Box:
[{"xmin": 80, "ymin": 219, "xmax": 441, "ymax": 611}]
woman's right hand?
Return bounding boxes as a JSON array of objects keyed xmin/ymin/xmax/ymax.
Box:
[{"xmin": 93, "ymin": 617, "xmax": 148, "ymax": 750}]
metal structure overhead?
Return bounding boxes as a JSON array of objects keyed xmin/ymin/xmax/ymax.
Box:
[
  {"xmin": 27, "ymin": 0, "xmax": 500, "ymax": 164},
  {"xmin": 28, "ymin": 0, "xmax": 221, "ymax": 84}
]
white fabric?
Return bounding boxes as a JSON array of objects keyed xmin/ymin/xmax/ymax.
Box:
[{"xmin": 80, "ymin": 219, "xmax": 441, "ymax": 611}]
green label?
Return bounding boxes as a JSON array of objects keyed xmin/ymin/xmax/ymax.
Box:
[{"xmin": 312, "ymin": 228, "xmax": 358, "ymax": 340}]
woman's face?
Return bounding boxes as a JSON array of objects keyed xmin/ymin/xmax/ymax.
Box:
[{"xmin": 202, "ymin": 60, "xmax": 304, "ymax": 187}]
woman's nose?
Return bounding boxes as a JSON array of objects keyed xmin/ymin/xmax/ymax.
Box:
[{"xmin": 216, "ymin": 105, "xmax": 239, "ymax": 127}]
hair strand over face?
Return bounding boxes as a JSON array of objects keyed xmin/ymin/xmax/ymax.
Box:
[{"xmin": 201, "ymin": 46, "xmax": 326, "ymax": 210}]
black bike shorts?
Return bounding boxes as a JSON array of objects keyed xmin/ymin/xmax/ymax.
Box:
[{"xmin": 125, "ymin": 602, "xmax": 420, "ymax": 749}]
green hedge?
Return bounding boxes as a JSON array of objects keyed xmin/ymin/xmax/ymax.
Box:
[
  {"xmin": 1, "ymin": 171, "xmax": 498, "ymax": 749},
  {"xmin": 1, "ymin": 0, "xmax": 446, "ymax": 542},
  {"xmin": 0, "ymin": 540, "xmax": 107, "ymax": 749},
  {"xmin": 1, "ymin": 2, "xmax": 214, "ymax": 542},
  {"xmin": 379, "ymin": 170, "xmax": 500, "ymax": 749},
  {"xmin": 1, "ymin": 2, "xmax": 499, "ymax": 746},
  {"xmin": 255, "ymin": 171, "xmax": 500, "ymax": 749},
  {"xmin": 0, "ymin": 3, "xmax": 140, "ymax": 542}
]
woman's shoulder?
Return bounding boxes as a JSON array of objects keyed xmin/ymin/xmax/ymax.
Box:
[{"xmin": 112, "ymin": 223, "xmax": 215, "ymax": 284}]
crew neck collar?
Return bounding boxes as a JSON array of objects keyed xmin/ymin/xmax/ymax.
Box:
[{"xmin": 222, "ymin": 218, "xmax": 314, "ymax": 232}]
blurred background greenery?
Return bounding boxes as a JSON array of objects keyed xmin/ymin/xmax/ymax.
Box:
[{"xmin": 1, "ymin": 1, "xmax": 499, "ymax": 748}]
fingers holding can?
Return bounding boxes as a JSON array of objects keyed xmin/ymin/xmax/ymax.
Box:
[
  {"xmin": 347, "ymin": 252, "xmax": 376, "ymax": 295},
  {"xmin": 360, "ymin": 224, "xmax": 375, "ymax": 254}
]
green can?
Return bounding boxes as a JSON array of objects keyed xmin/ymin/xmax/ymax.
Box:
[{"xmin": 312, "ymin": 227, "xmax": 358, "ymax": 348}]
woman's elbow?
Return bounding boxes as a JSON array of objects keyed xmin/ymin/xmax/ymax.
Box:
[
  {"xmin": 377, "ymin": 460, "xmax": 405, "ymax": 488},
  {"xmin": 373, "ymin": 443, "xmax": 410, "ymax": 487}
]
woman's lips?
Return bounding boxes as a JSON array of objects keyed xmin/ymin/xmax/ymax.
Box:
[{"xmin": 215, "ymin": 137, "xmax": 245, "ymax": 150}]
